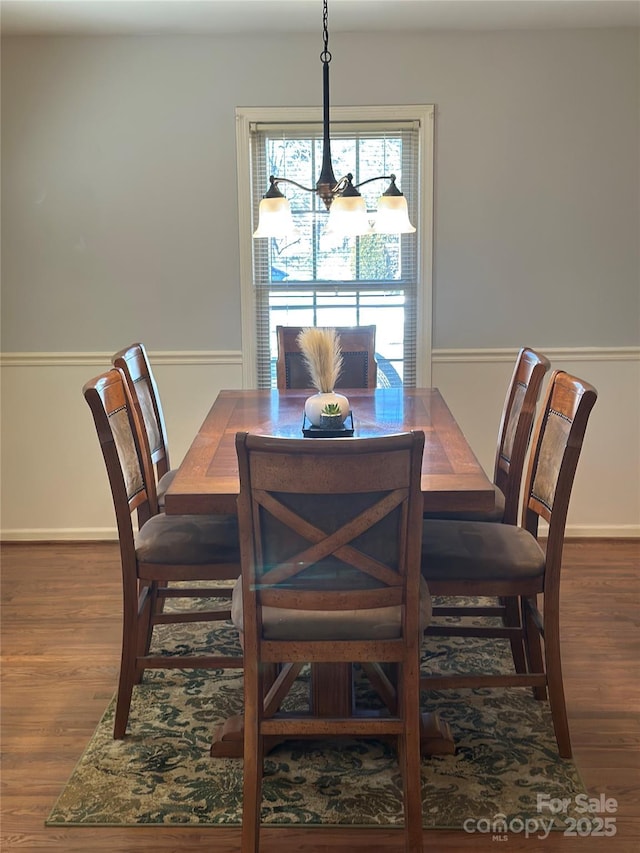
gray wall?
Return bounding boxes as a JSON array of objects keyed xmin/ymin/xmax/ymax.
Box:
[{"xmin": 1, "ymin": 28, "xmax": 639, "ymax": 353}]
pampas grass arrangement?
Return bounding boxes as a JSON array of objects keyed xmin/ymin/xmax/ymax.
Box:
[{"xmin": 297, "ymin": 327, "xmax": 343, "ymax": 393}]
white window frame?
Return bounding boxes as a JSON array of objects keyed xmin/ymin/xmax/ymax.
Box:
[{"xmin": 235, "ymin": 104, "xmax": 434, "ymax": 388}]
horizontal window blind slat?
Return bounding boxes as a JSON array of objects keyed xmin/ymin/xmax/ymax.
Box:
[{"xmin": 254, "ymin": 281, "xmax": 416, "ymax": 291}]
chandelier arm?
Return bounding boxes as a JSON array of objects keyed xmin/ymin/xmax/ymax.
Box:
[
  {"xmin": 352, "ymin": 174, "xmax": 397, "ymax": 190},
  {"xmin": 269, "ymin": 175, "xmax": 317, "ymax": 194},
  {"xmin": 270, "ymin": 174, "xmax": 350, "ymax": 197}
]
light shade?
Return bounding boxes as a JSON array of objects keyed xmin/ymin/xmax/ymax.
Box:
[
  {"xmin": 374, "ymin": 192, "xmax": 416, "ymax": 235},
  {"xmin": 326, "ymin": 191, "xmax": 372, "ymax": 237},
  {"xmin": 252, "ymin": 195, "xmax": 297, "ymax": 238}
]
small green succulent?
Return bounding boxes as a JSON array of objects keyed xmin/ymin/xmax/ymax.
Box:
[{"xmin": 321, "ymin": 402, "xmax": 342, "ymax": 416}]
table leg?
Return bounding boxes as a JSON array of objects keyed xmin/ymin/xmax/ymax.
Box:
[
  {"xmin": 362, "ymin": 661, "xmax": 455, "ymax": 755},
  {"xmin": 210, "ymin": 662, "xmax": 281, "ymax": 758},
  {"xmin": 311, "ymin": 662, "xmax": 353, "ymax": 716},
  {"xmin": 420, "ymin": 711, "xmax": 455, "ymax": 755}
]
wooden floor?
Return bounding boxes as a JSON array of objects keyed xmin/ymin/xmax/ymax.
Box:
[{"xmin": 1, "ymin": 540, "xmax": 638, "ymax": 852}]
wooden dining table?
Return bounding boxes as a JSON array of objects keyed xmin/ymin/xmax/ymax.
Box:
[{"xmin": 164, "ymin": 387, "xmax": 495, "ymax": 758}]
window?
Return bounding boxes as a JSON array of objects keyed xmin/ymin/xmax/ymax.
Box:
[{"xmin": 236, "ymin": 106, "xmax": 434, "ymax": 389}]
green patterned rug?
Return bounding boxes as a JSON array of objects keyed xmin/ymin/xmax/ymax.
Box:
[{"xmin": 47, "ymin": 599, "xmax": 587, "ymax": 830}]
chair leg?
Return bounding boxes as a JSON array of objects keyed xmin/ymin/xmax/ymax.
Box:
[
  {"xmin": 398, "ymin": 661, "xmax": 423, "ymax": 853},
  {"xmin": 114, "ymin": 607, "xmax": 139, "ymax": 739},
  {"xmin": 543, "ymin": 603, "xmax": 572, "ymax": 759},
  {"xmin": 242, "ymin": 664, "xmax": 263, "ymax": 853},
  {"xmin": 503, "ymin": 596, "xmax": 527, "ymax": 674},
  {"xmin": 135, "ymin": 586, "xmax": 154, "ymax": 684},
  {"xmin": 241, "ymin": 738, "xmax": 262, "ymax": 852},
  {"xmin": 142, "ymin": 581, "xmax": 159, "ymax": 657},
  {"xmin": 522, "ymin": 596, "xmax": 547, "ymax": 700}
]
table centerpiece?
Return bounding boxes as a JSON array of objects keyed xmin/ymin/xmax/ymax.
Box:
[{"xmin": 297, "ymin": 327, "xmax": 350, "ymax": 428}]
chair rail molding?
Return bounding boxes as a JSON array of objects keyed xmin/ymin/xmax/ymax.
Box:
[
  {"xmin": 432, "ymin": 346, "xmax": 640, "ymax": 363},
  {"xmin": 2, "ymin": 345, "xmax": 636, "ymax": 369},
  {"xmin": 0, "ymin": 350, "xmax": 243, "ymax": 368}
]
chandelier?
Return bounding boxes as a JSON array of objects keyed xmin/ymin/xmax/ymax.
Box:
[{"xmin": 253, "ymin": 0, "xmax": 416, "ymax": 239}]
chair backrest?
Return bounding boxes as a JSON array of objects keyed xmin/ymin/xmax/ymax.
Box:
[
  {"xmin": 276, "ymin": 325, "xmax": 378, "ymax": 390},
  {"xmin": 520, "ymin": 370, "xmax": 597, "ymax": 583},
  {"xmin": 493, "ymin": 347, "xmax": 551, "ymax": 524},
  {"xmin": 83, "ymin": 367, "xmax": 158, "ymax": 537},
  {"xmin": 112, "ymin": 343, "xmax": 171, "ymax": 480},
  {"xmin": 235, "ymin": 431, "xmax": 425, "ymax": 653}
]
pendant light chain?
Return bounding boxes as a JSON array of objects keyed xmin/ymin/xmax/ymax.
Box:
[{"xmin": 321, "ymin": 0, "xmax": 331, "ymax": 65}]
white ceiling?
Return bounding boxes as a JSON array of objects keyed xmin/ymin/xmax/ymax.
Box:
[{"xmin": 1, "ymin": 0, "xmax": 638, "ymax": 36}]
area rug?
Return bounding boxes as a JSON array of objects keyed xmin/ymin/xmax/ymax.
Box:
[{"xmin": 47, "ymin": 598, "xmax": 587, "ymax": 830}]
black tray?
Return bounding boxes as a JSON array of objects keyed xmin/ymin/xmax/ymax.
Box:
[{"xmin": 302, "ymin": 411, "xmax": 354, "ymax": 438}]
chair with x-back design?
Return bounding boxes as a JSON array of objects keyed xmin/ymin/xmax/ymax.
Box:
[{"xmin": 232, "ymin": 430, "xmax": 428, "ymax": 852}]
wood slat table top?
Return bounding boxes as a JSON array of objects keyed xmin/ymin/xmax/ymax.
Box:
[{"xmin": 164, "ymin": 388, "xmax": 494, "ymax": 516}]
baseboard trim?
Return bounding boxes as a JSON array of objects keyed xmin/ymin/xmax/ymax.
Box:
[
  {"xmin": 2, "ymin": 524, "xmax": 638, "ymax": 542},
  {"xmin": 564, "ymin": 524, "xmax": 639, "ymax": 538},
  {"xmin": 1, "ymin": 528, "xmax": 119, "ymax": 542}
]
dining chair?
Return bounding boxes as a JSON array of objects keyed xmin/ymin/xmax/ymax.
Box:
[
  {"xmin": 112, "ymin": 342, "xmax": 176, "ymax": 509},
  {"xmin": 276, "ymin": 325, "xmax": 378, "ymax": 389},
  {"xmin": 233, "ymin": 430, "xmax": 428, "ymax": 853},
  {"xmin": 83, "ymin": 368, "xmax": 242, "ymax": 739},
  {"xmin": 424, "ymin": 347, "xmax": 550, "ymax": 526},
  {"xmin": 420, "ymin": 370, "xmax": 597, "ymax": 758},
  {"xmin": 423, "ymin": 347, "xmax": 550, "ymax": 673}
]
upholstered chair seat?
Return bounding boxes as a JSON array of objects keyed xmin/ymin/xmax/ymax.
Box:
[
  {"xmin": 421, "ymin": 519, "xmax": 545, "ymax": 584},
  {"xmin": 136, "ymin": 513, "xmax": 239, "ymax": 566}
]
